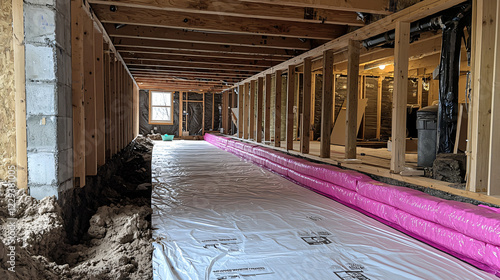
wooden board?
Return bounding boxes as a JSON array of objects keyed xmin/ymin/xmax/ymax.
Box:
[
  {"xmin": 256, "ymin": 77, "xmax": 264, "ymax": 142},
  {"xmin": 274, "ymin": 70, "xmax": 282, "ymax": 147},
  {"xmin": 320, "ymin": 50, "xmax": 334, "ymax": 158},
  {"xmin": 286, "ymin": 65, "xmax": 295, "ymax": 150},
  {"xmin": 331, "ymin": 99, "xmax": 368, "ymax": 146},
  {"xmin": 345, "ymin": 40, "xmax": 360, "ymax": 159},
  {"xmin": 301, "ymin": 57, "xmax": 312, "ymax": 154}
]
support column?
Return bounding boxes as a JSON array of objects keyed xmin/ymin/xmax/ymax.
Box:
[
  {"xmin": 301, "ymin": 57, "xmax": 312, "ymax": 154},
  {"xmin": 238, "ymin": 84, "xmax": 244, "ymax": 138},
  {"xmin": 346, "ymin": 40, "xmax": 360, "ymax": 159},
  {"xmin": 487, "ymin": 0, "xmax": 500, "ymax": 195},
  {"xmin": 256, "ymin": 77, "xmax": 264, "ymax": 142},
  {"xmin": 390, "ymin": 21, "xmax": 410, "ymax": 173},
  {"xmin": 265, "ymin": 74, "xmax": 272, "ymax": 142},
  {"xmin": 286, "ymin": 65, "xmax": 296, "ymax": 150},
  {"xmin": 376, "ymin": 76, "xmax": 383, "ymax": 139},
  {"xmin": 274, "ymin": 70, "xmax": 282, "ymax": 147},
  {"xmin": 320, "ymin": 50, "xmax": 334, "ymax": 158},
  {"xmin": 243, "ymin": 82, "xmax": 250, "ymax": 139},
  {"xmin": 25, "ymin": 0, "xmax": 73, "ymax": 198},
  {"xmin": 249, "ymin": 80, "xmax": 256, "ymax": 140}
]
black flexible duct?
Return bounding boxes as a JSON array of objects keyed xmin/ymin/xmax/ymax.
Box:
[{"xmin": 437, "ymin": 3, "xmax": 472, "ymax": 153}]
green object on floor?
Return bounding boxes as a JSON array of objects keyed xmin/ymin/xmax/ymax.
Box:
[{"xmin": 161, "ymin": 134, "xmax": 174, "ymax": 141}]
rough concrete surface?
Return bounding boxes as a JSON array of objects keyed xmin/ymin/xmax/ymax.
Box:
[{"xmin": 0, "ymin": 136, "xmax": 154, "ymax": 279}]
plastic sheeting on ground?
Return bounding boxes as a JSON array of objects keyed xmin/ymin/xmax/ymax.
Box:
[{"xmin": 152, "ymin": 140, "xmax": 497, "ymax": 280}]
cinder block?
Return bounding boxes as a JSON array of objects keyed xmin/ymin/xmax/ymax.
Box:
[
  {"xmin": 24, "ymin": 5, "xmax": 56, "ymax": 44},
  {"xmin": 57, "ymin": 116, "xmax": 73, "ymax": 151},
  {"xmin": 57, "ymin": 148, "xmax": 73, "ymax": 183},
  {"xmin": 26, "ymin": 82, "xmax": 56, "ymax": 116},
  {"xmin": 26, "ymin": 115, "xmax": 57, "ymax": 151},
  {"xmin": 30, "ymin": 184, "xmax": 58, "ymax": 200},
  {"xmin": 28, "ymin": 152, "xmax": 57, "ymax": 185},
  {"xmin": 25, "ymin": 0, "xmax": 56, "ymax": 6},
  {"xmin": 25, "ymin": 44, "xmax": 56, "ymax": 81}
]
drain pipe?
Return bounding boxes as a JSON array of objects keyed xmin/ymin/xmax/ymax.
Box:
[{"xmin": 437, "ymin": 3, "xmax": 471, "ymax": 153}]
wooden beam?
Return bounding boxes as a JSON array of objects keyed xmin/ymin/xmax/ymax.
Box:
[
  {"xmin": 93, "ymin": 4, "xmax": 346, "ymax": 40},
  {"xmin": 239, "ymin": 0, "xmax": 391, "ymax": 14},
  {"xmin": 376, "ymin": 76, "xmax": 383, "ymax": 139},
  {"xmin": 179, "ymin": 92, "xmax": 183, "ymax": 136},
  {"xmin": 488, "ymin": 0, "xmax": 500, "ymax": 195},
  {"xmin": 83, "ymin": 13, "xmax": 98, "ymax": 176},
  {"xmin": 390, "ymin": 21, "xmax": 410, "ymax": 174},
  {"xmin": 249, "ymin": 80, "xmax": 256, "ymax": 140},
  {"xmin": 211, "ymin": 93, "xmax": 215, "ymax": 130},
  {"xmin": 94, "ymin": 29, "xmax": 106, "ymax": 167},
  {"xmin": 274, "ymin": 70, "xmax": 283, "ymax": 147},
  {"xmin": 237, "ymin": 0, "xmax": 465, "ymax": 86},
  {"xmin": 104, "ymin": 24, "xmax": 312, "ymax": 50},
  {"xmin": 301, "ymin": 57, "xmax": 312, "ymax": 154},
  {"xmin": 104, "ymin": 50, "xmax": 111, "ymax": 160},
  {"xmin": 470, "ymin": 0, "xmax": 497, "ymax": 192},
  {"xmin": 129, "ymin": 67, "xmax": 253, "ymax": 77},
  {"xmin": 122, "ymin": 53, "xmax": 273, "ymax": 68},
  {"xmin": 13, "ymin": 0, "xmax": 27, "ymax": 189},
  {"xmin": 286, "ymin": 65, "xmax": 296, "ymax": 150},
  {"xmin": 113, "ymin": 37, "xmax": 298, "ymax": 57},
  {"xmin": 256, "ymin": 77, "xmax": 264, "ymax": 142},
  {"xmin": 71, "ymin": 0, "xmax": 86, "ymax": 187},
  {"xmin": 320, "ymin": 50, "xmax": 334, "ymax": 158},
  {"xmin": 117, "ymin": 46, "xmax": 290, "ymax": 62},
  {"xmin": 125, "ymin": 59, "xmax": 264, "ymax": 72},
  {"xmin": 90, "ymin": 0, "xmax": 364, "ymax": 26},
  {"xmin": 345, "ymin": 40, "xmax": 360, "ymax": 159},
  {"xmin": 131, "ymin": 72, "xmax": 241, "ymax": 82},
  {"xmin": 265, "ymin": 74, "xmax": 272, "ymax": 142},
  {"xmin": 243, "ymin": 83, "xmax": 250, "ymax": 139}
]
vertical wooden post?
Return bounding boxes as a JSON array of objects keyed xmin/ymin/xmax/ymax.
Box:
[
  {"xmin": 232, "ymin": 88, "xmax": 237, "ymax": 134},
  {"xmin": 487, "ymin": 0, "xmax": 500, "ymax": 195},
  {"xmin": 265, "ymin": 74, "xmax": 272, "ymax": 142},
  {"xmin": 274, "ymin": 70, "xmax": 282, "ymax": 147},
  {"xmin": 94, "ymin": 30, "xmax": 105, "ymax": 167},
  {"xmin": 238, "ymin": 85, "xmax": 244, "ymax": 138},
  {"xmin": 110, "ymin": 57, "xmax": 117, "ymax": 155},
  {"xmin": 346, "ymin": 39, "xmax": 360, "ymax": 159},
  {"xmin": 391, "ymin": 21, "xmax": 410, "ymax": 173},
  {"xmin": 83, "ymin": 16, "xmax": 97, "ymax": 175},
  {"xmin": 470, "ymin": 0, "xmax": 496, "ymax": 192},
  {"xmin": 417, "ymin": 77, "xmax": 423, "ymax": 108},
  {"xmin": 376, "ymin": 76, "xmax": 383, "ymax": 139},
  {"xmin": 202, "ymin": 92, "xmax": 206, "ymax": 134},
  {"xmin": 320, "ymin": 50, "xmax": 334, "ymax": 158},
  {"xmin": 179, "ymin": 92, "xmax": 183, "ymax": 136},
  {"xmin": 211, "ymin": 92, "xmax": 215, "ymax": 130},
  {"xmin": 243, "ymin": 83, "xmax": 250, "ymax": 139},
  {"xmin": 256, "ymin": 77, "xmax": 264, "ymax": 142},
  {"xmin": 71, "ymin": 0, "xmax": 85, "ymax": 187},
  {"xmin": 104, "ymin": 48, "xmax": 111, "ymax": 161},
  {"xmin": 301, "ymin": 57, "xmax": 312, "ymax": 154},
  {"xmin": 286, "ymin": 65, "xmax": 296, "ymax": 150},
  {"xmin": 249, "ymin": 80, "xmax": 256, "ymax": 140}
]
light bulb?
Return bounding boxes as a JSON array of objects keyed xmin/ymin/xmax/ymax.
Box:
[{"xmin": 378, "ymin": 64, "xmax": 386, "ymax": 70}]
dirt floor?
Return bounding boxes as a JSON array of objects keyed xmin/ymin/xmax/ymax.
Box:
[{"xmin": 0, "ymin": 136, "xmax": 154, "ymax": 280}]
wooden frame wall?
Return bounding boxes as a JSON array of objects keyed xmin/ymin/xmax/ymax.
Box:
[{"xmin": 72, "ymin": 0, "xmax": 138, "ymax": 187}]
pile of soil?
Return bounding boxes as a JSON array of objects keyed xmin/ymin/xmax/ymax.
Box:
[{"xmin": 0, "ymin": 136, "xmax": 155, "ymax": 279}]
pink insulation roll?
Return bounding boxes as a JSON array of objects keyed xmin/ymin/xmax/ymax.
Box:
[
  {"xmin": 392, "ymin": 191, "xmax": 444, "ymax": 223},
  {"xmin": 436, "ymin": 201, "xmax": 500, "ymax": 247},
  {"xmin": 355, "ymin": 195, "xmax": 400, "ymax": 224}
]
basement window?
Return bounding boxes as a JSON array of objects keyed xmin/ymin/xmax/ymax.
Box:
[{"xmin": 149, "ymin": 91, "xmax": 173, "ymax": 125}]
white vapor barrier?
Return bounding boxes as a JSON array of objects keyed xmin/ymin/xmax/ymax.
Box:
[{"xmin": 152, "ymin": 141, "xmax": 496, "ymax": 280}]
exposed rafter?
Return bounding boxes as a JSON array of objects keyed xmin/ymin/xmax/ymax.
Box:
[
  {"xmin": 239, "ymin": 0, "xmax": 391, "ymax": 14},
  {"xmin": 92, "ymin": 4, "xmax": 347, "ymax": 39},
  {"xmin": 89, "ymin": 0, "xmax": 365, "ymax": 26}
]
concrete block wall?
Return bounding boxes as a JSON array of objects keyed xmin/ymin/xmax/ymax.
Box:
[{"xmin": 24, "ymin": 0, "xmax": 72, "ymax": 199}]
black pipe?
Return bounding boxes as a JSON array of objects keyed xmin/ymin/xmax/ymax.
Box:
[{"xmin": 437, "ymin": 4, "xmax": 471, "ymax": 153}]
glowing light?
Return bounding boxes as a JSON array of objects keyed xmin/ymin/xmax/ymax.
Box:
[{"xmin": 378, "ymin": 64, "xmax": 386, "ymax": 70}]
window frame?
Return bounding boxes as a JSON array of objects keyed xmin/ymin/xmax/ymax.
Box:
[{"xmin": 148, "ymin": 90, "xmax": 174, "ymax": 125}]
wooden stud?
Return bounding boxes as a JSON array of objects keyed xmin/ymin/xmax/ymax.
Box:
[
  {"xmin": 243, "ymin": 83, "xmax": 250, "ymax": 139},
  {"xmin": 104, "ymin": 48, "xmax": 111, "ymax": 160},
  {"xmin": 274, "ymin": 70, "xmax": 282, "ymax": 147},
  {"xmin": 249, "ymin": 80, "xmax": 256, "ymax": 140},
  {"xmin": 286, "ymin": 65, "xmax": 295, "ymax": 150},
  {"xmin": 265, "ymin": 74, "xmax": 272, "ymax": 142},
  {"xmin": 202, "ymin": 92, "xmax": 206, "ymax": 134},
  {"xmin": 110, "ymin": 57, "xmax": 117, "ymax": 155},
  {"xmin": 211, "ymin": 92, "xmax": 215, "ymax": 130},
  {"xmin": 390, "ymin": 21, "xmax": 410, "ymax": 174},
  {"xmin": 345, "ymin": 39, "xmax": 360, "ymax": 159},
  {"xmin": 320, "ymin": 49, "xmax": 334, "ymax": 158},
  {"xmin": 13, "ymin": 0, "xmax": 27, "ymax": 189},
  {"xmin": 83, "ymin": 15, "xmax": 97, "ymax": 176},
  {"xmin": 301, "ymin": 57, "xmax": 312, "ymax": 154},
  {"xmin": 179, "ymin": 92, "xmax": 183, "ymax": 136},
  {"xmin": 133, "ymin": 83, "xmax": 139, "ymax": 137},
  {"xmin": 488, "ymin": 0, "xmax": 500, "ymax": 195},
  {"xmin": 469, "ymin": 0, "xmax": 496, "ymax": 192},
  {"xmin": 417, "ymin": 76, "xmax": 423, "ymax": 108},
  {"xmin": 238, "ymin": 84, "xmax": 244, "ymax": 137},
  {"xmin": 376, "ymin": 76, "xmax": 383, "ymax": 139},
  {"xmin": 256, "ymin": 77, "xmax": 264, "ymax": 142},
  {"xmin": 232, "ymin": 88, "xmax": 238, "ymax": 134},
  {"xmin": 94, "ymin": 29, "xmax": 106, "ymax": 167},
  {"xmin": 71, "ymin": 0, "xmax": 86, "ymax": 187}
]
